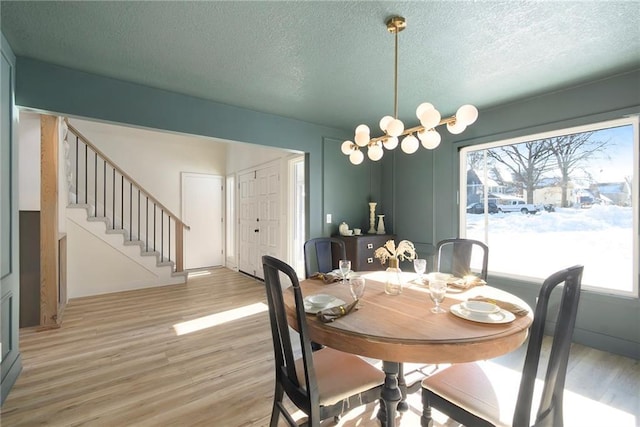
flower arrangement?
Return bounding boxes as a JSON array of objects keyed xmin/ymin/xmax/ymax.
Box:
[{"xmin": 374, "ymin": 239, "xmax": 416, "ymax": 264}]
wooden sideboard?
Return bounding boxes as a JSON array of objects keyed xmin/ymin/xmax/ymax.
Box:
[{"xmin": 334, "ymin": 234, "xmax": 395, "ymax": 271}]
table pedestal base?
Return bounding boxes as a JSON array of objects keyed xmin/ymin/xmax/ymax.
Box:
[{"xmin": 376, "ymin": 361, "xmax": 403, "ymax": 426}]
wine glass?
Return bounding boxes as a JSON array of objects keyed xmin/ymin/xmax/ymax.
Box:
[
  {"xmin": 413, "ymin": 258, "xmax": 427, "ymax": 285},
  {"xmin": 429, "ymin": 279, "xmax": 447, "ymax": 313},
  {"xmin": 339, "ymin": 259, "xmax": 351, "ymax": 284},
  {"xmin": 349, "ymin": 277, "xmax": 366, "ymax": 307}
]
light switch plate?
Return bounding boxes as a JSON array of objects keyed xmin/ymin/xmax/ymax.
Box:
[{"xmin": 326, "ymin": 214, "xmax": 332, "ymax": 223}]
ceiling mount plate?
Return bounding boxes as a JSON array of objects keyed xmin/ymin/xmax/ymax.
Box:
[{"xmin": 386, "ymin": 16, "xmax": 406, "ymax": 34}]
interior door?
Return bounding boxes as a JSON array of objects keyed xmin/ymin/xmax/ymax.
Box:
[
  {"xmin": 238, "ymin": 170, "xmax": 258, "ymax": 276},
  {"xmin": 256, "ymin": 164, "xmax": 280, "ymax": 274},
  {"xmin": 181, "ymin": 173, "xmax": 223, "ymax": 270},
  {"xmin": 238, "ymin": 162, "xmax": 280, "ymax": 279}
]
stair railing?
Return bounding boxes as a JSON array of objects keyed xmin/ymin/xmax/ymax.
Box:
[{"xmin": 64, "ymin": 119, "xmax": 189, "ymax": 272}]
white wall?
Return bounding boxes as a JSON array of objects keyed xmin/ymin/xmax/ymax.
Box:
[
  {"xmin": 57, "ymin": 117, "xmax": 299, "ymax": 297},
  {"xmin": 18, "ymin": 112, "xmax": 40, "ymax": 210},
  {"xmin": 66, "ymin": 213, "xmax": 184, "ymax": 298},
  {"xmin": 226, "ymin": 140, "xmax": 296, "ymax": 174},
  {"xmin": 69, "ymin": 118, "xmax": 227, "ymax": 216}
]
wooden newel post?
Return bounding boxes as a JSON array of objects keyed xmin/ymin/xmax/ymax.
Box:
[
  {"xmin": 175, "ymin": 223, "xmax": 184, "ymax": 272},
  {"xmin": 40, "ymin": 115, "xmax": 61, "ymax": 328}
]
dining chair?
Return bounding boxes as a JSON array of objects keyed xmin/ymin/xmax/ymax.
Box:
[
  {"xmin": 420, "ymin": 264, "xmax": 584, "ymax": 427},
  {"xmin": 435, "ymin": 238, "xmax": 489, "ymax": 280},
  {"xmin": 303, "ymin": 237, "xmax": 347, "ymax": 278},
  {"xmin": 262, "ymin": 255, "xmax": 385, "ymax": 427}
]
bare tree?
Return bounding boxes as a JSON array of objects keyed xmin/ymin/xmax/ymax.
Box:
[
  {"xmin": 487, "ymin": 141, "xmax": 554, "ymax": 203},
  {"xmin": 466, "ymin": 150, "xmax": 488, "ymax": 171},
  {"xmin": 544, "ymin": 132, "xmax": 608, "ymax": 207}
]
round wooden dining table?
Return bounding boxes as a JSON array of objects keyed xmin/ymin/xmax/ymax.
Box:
[{"xmin": 284, "ymin": 271, "xmax": 533, "ymax": 427}]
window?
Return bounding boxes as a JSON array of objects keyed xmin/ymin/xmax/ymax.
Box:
[{"xmin": 460, "ymin": 117, "xmax": 638, "ymax": 297}]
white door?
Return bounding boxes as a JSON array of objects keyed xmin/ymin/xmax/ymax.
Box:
[
  {"xmin": 181, "ymin": 173, "xmax": 223, "ymax": 269},
  {"xmin": 257, "ymin": 164, "xmax": 280, "ymax": 269},
  {"xmin": 238, "ymin": 170, "xmax": 258, "ymax": 276},
  {"xmin": 238, "ymin": 162, "xmax": 280, "ymax": 278}
]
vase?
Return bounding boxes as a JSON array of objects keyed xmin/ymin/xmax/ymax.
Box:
[
  {"xmin": 377, "ymin": 214, "xmax": 386, "ymax": 235},
  {"xmin": 338, "ymin": 221, "xmax": 350, "ymax": 236},
  {"xmin": 368, "ymin": 202, "xmax": 377, "ymax": 234},
  {"xmin": 384, "ymin": 258, "xmax": 403, "ymax": 295}
]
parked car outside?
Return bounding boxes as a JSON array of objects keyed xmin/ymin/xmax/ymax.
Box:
[
  {"xmin": 497, "ymin": 199, "xmax": 542, "ymax": 214},
  {"xmin": 466, "ymin": 202, "xmax": 499, "ymax": 214}
]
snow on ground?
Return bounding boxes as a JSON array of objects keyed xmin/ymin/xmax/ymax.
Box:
[{"xmin": 465, "ymin": 205, "xmax": 634, "ymax": 293}]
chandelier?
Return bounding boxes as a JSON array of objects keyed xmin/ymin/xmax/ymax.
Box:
[{"xmin": 341, "ymin": 16, "xmax": 479, "ymax": 165}]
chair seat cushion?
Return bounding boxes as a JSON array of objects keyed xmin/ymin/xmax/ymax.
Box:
[
  {"xmin": 422, "ymin": 360, "xmax": 541, "ymax": 427},
  {"xmin": 296, "ymin": 347, "xmax": 385, "ymax": 406}
]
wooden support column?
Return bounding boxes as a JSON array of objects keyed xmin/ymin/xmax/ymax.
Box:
[{"xmin": 40, "ymin": 115, "xmax": 60, "ymax": 328}]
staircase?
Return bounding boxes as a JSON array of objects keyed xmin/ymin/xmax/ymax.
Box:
[{"xmin": 63, "ymin": 119, "xmax": 189, "ymax": 296}]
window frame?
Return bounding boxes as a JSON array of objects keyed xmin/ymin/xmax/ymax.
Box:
[{"xmin": 459, "ymin": 116, "xmax": 639, "ymax": 298}]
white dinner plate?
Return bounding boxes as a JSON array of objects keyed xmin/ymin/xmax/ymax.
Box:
[
  {"xmin": 449, "ymin": 303, "xmax": 516, "ymax": 324},
  {"xmin": 303, "ymin": 296, "xmax": 345, "ymax": 314}
]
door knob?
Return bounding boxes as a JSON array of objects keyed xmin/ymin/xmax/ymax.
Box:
[{"xmin": 254, "ymin": 229, "xmax": 260, "ymax": 232}]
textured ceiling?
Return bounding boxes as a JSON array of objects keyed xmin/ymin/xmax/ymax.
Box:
[{"xmin": 2, "ymin": 1, "xmax": 639, "ymax": 133}]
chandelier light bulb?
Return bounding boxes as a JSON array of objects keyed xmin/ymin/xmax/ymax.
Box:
[
  {"xmin": 447, "ymin": 120, "xmax": 467, "ymax": 135},
  {"xmin": 419, "ymin": 107, "xmax": 441, "ymax": 130},
  {"xmin": 349, "ymin": 149, "xmax": 364, "ymax": 165},
  {"xmin": 420, "ymin": 130, "xmax": 441, "ymax": 149},
  {"xmin": 456, "ymin": 104, "xmax": 478, "ymax": 126},
  {"xmin": 354, "ymin": 132, "xmax": 370, "ymax": 147},
  {"xmin": 355, "ymin": 124, "xmax": 370, "ymax": 135},
  {"xmin": 367, "ymin": 144, "xmax": 384, "ymax": 161},
  {"xmin": 416, "ymin": 102, "xmax": 435, "ymax": 119},
  {"xmin": 383, "ymin": 136, "xmax": 399, "ymax": 150},
  {"xmin": 387, "ymin": 118, "xmax": 405, "ymax": 137},
  {"xmin": 379, "ymin": 115, "xmax": 393, "ymax": 132},
  {"xmin": 354, "ymin": 124, "xmax": 371, "ymax": 147},
  {"xmin": 341, "ymin": 140, "xmax": 355, "ymax": 155},
  {"xmin": 401, "ymin": 134, "xmax": 419, "ymax": 154}
]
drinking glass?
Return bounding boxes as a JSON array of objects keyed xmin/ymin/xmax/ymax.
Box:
[
  {"xmin": 349, "ymin": 277, "xmax": 366, "ymax": 307},
  {"xmin": 413, "ymin": 258, "xmax": 427, "ymax": 284},
  {"xmin": 429, "ymin": 279, "xmax": 447, "ymax": 313},
  {"xmin": 339, "ymin": 259, "xmax": 351, "ymax": 284}
]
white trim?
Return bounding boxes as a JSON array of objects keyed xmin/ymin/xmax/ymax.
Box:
[
  {"xmin": 460, "ymin": 116, "xmax": 639, "ymax": 298},
  {"xmin": 287, "ymin": 154, "xmax": 305, "ymax": 278}
]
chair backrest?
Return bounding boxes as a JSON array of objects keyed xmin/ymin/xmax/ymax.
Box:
[
  {"xmin": 513, "ymin": 265, "xmax": 583, "ymax": 427},
  {"xmin": 262, "ymin": 255, "xmax": 320, "ymax": 420},
  {"xmin": 435, "ymin": 238, "xmax": 489, "ymax": 280},
  {"xmin": 303, "ymin": 237, "xmax": 347, "ymax": 278}
]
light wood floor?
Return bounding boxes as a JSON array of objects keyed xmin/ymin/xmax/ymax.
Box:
[{"xmin": 1, "ymin": 268, "xmax": 638, "ymax": 427}]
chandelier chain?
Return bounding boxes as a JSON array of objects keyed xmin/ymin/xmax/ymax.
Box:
[{"xmin": 394, "ymin": 26, "xmax": 399, "ymax": 120}]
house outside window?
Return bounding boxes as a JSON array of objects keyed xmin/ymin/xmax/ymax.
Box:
[{"xmin": 459, "ymin": 117, "xmax": 638, "ymax": 297}]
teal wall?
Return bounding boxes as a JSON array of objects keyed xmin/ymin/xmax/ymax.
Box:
[
  {"xmin": 14, "ymin": 57, "xmax": 373, "ymax": 241},
  {"xmin": 322, "ymin": 137, "xmax": 384, "ymax": 236},
  {"xmin": 391, "ymin": 69, "xmax": 640, "ymax": 358},
  {"xmin": 11, "ymin": 55, "xmax": 640, "ymax": 358}
]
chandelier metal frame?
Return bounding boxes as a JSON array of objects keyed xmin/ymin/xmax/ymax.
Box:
[{"xmin": 341, "ymin": 16, "xmax": 478, "ymax": 165}]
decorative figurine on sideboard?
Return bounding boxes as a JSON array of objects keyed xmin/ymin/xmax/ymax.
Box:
[{"xmin": 368, "ymin": 202, "xmax": 377, "ymax": 234}]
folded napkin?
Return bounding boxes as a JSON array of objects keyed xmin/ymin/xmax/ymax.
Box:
[
  {"xmin": 309, "ymin": 272, "xmax": 342, "ymax": 284},
  {"xmin": 316, "ymin": 300, "xmax": 358, "ymax": 323},
  {"xmin": 469, "ymin": 296, "xmax": 529, "ymax": 316},
  {"xmin": 447, "ymin": 277, "xmax": 487, "ymax": 289}
]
